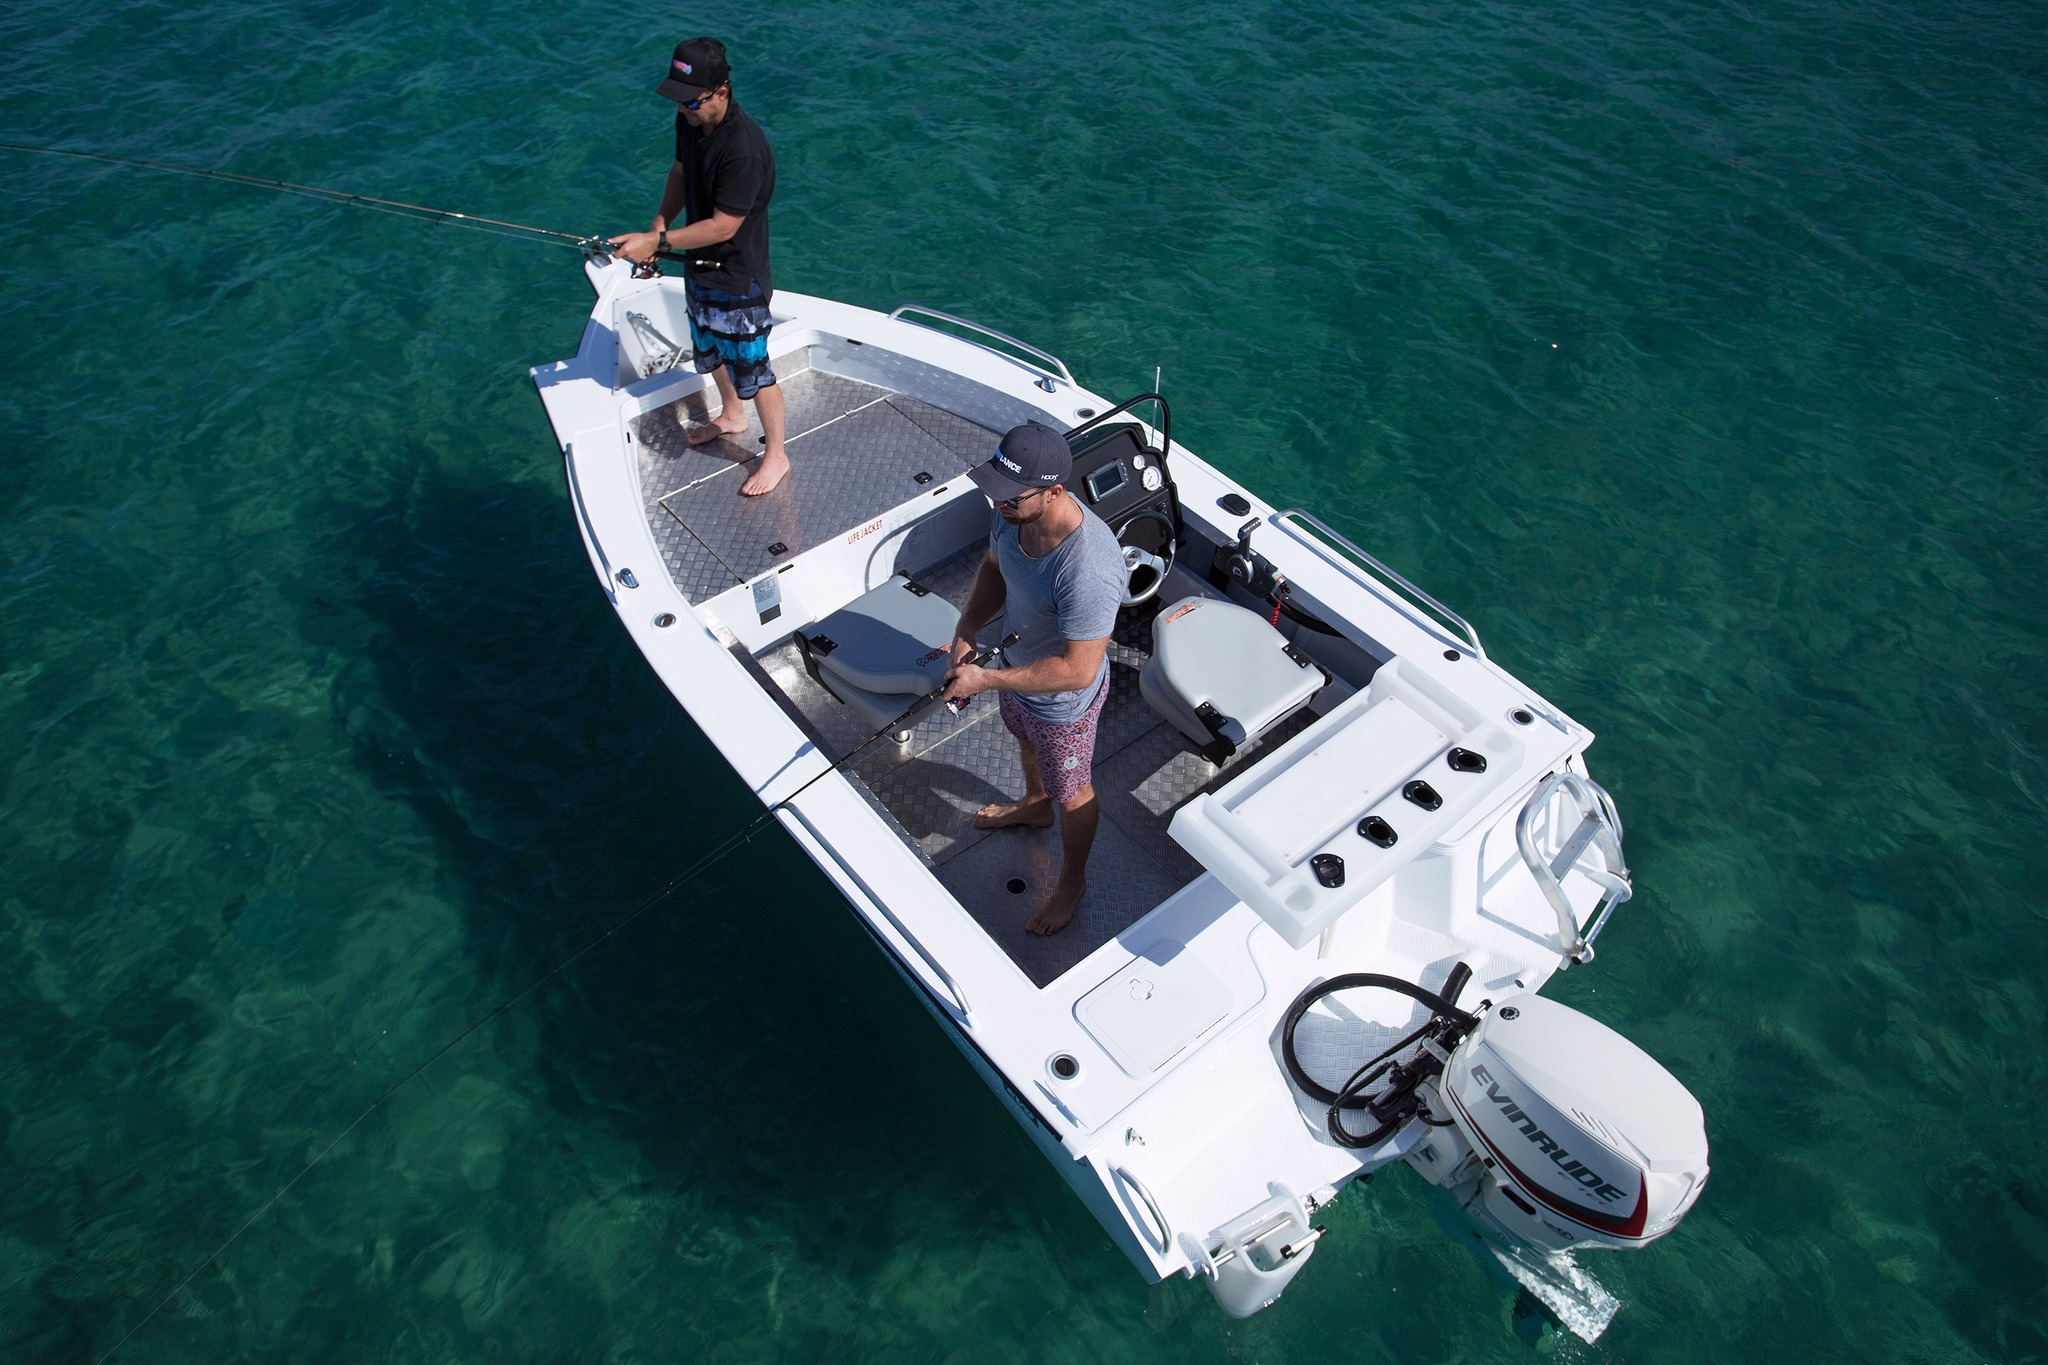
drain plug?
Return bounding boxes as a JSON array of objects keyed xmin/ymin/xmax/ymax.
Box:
[{"xmin": 1006, "ymin": 877, "xmax": 1028, "ymax": 895}]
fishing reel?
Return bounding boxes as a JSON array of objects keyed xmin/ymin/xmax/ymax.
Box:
[
  {"xmin": 572, "ymin": 233, "xmax": 665, "ymax": 280},
  {"xmin": 939, "ymin": 634, "xmax": 1018, "ymax": 716},
  {"xmin": 576, "ymin": 237, "xmax": 665, "ymax": 282}
]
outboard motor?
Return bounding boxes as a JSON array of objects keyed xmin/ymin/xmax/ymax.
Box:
[
  {"xmin": 1274, "ymin": 966, "xmax": 1708, "ymax": 1339},
  {"xmin": 1409, "ymin": 993, "xmax": 1709, "ymax": 1256}
]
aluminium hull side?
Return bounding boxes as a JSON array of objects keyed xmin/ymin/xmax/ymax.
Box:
[{"xmin": 881, "ymin": 937, "xmax": 1169, "ymax": 1281}]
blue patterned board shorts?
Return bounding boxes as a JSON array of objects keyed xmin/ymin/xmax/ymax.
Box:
[{"xmin": 685, "ymin": 275, "xmax": 776, "ymax": 399}]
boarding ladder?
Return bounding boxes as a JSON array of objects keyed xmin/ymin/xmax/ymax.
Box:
[{"xmin": 1516, "ymin": 769, "xmax": 1632, "ymax": 966}]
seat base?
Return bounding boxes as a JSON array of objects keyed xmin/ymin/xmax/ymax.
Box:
[
  {"xmin": 817, "ymin": 668, "xmax": 920, "ymax": 734},
  {"xmin": 797, "ymin": 574, "xmax": 961, "ymax": 732},
  {"xmin": 1140, "ymin": 595, "xmax": 1324, "ymax": 760}
]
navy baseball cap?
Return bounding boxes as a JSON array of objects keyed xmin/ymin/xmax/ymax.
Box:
[
  {"xmin": 969, "ymin": 422, "xmax": 1073, "ymax": 501},
  {"xmin": 657, "ymin": 38, "xmax": 730, "ymax": 103}
]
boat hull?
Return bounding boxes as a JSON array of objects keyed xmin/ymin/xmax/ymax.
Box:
[{"xmin": 531, "ymin": 257, "xmax": 1638, "ymax": 1304}]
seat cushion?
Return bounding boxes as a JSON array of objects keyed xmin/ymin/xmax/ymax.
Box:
[
  {"xmin": 1141, "ymin": 595, "xmax": 1323, "ymax": 751},
  {"xmin": 808, "ymin": 576, "xmax": 959, "ymax": 697}
]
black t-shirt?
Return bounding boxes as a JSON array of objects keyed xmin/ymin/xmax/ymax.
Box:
[{"xmin": 673, "ymin": 99, "xmax": 776, "ymax": 298}]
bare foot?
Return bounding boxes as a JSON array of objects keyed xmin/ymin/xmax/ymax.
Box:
[
  {"xmin": 972, "ymin": 797, "xmax": 1054, "ymax": 830},
  {"xmin": 1027, "ymin": 880, "xmax": 1083, "ymax": 936},
  {"xmin": 740, "ymin": 447, "xmax": 791, "ymax": 496},
  {"xmin": 687, "ymin": 411, "xmax": 749, "ymax": 446}
]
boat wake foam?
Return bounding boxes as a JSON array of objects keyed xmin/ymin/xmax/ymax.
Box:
[{"xmin": 1489, "ymin": 1241, "xmax": 1620, "ymax": 1343}]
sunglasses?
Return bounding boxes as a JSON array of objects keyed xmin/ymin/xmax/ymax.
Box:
[
  {"xmin": 680, "ymin": 85, "xmax": 725, "ymax": 110},
  {"xmin": 995, "ymin": 487, "xmax": 1048, "ymax": 511}
]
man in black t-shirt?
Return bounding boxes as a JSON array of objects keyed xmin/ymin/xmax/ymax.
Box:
[{"xmin": 610, "ymin": 38, "xmax": 786, "ymax": 495}]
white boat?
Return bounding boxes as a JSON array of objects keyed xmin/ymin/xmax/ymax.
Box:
[{"xmin": 532, "ymin": 254, "xmax": 1709, "ymax": 1337}]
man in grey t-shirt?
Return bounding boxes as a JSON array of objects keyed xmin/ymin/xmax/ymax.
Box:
[{"xmin": 941, "ymin": 422, "xmax": 1130, "ymax": 936}]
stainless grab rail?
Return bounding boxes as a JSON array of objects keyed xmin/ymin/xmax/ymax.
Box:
[
  {"xmin": 1515, "ymin": 770, "xmax": 1631, "ymax": 965},
  {"xmin": 562, "ymin": 443, "xmax": 618, "ymax": 606},
  {"xmin": 1112, "ymin": 1165, "xmax": 1172, "ymax": 1255},
  {"xmin": 1269, "ymin": 509, "xmax": 1485, "ymax": 658},
  {"xmin": 889, "ymin": 304, "xmax": 1075, "ymax": 391},
  {"xmin": 782, "ymin": 804, "xmax": 972, "ymax": 1024}
]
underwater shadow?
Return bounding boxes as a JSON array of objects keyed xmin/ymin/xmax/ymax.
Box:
[{"xmin": 327, "ymin": 459, "xmax": 1133, "ymax": 1311}]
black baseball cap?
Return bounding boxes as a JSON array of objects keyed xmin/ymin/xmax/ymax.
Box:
[
  {"xmin": 969, "ymin": 422, "xmax": 1073, "ymax": 501},
  {"xmin": 657, "ymin": 38, "xmax": 730, "ymax": 103}
]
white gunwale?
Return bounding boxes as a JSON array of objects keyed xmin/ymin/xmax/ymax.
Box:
[{"xmin": 534, "ymin": 258, "xmax": 1614, "ymax": 1284}]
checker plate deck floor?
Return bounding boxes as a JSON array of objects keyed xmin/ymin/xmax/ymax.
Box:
[
  {"xmin": 741, "ymin": 549, "xmax": 1316, "ymax": 987},
  {"xmin": 633, "ymin": 355, "xmax": 998, "ymax": 602}
]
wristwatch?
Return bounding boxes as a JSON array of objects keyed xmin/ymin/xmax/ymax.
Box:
[{"xmin": 656, "ymin": 229, "xmax": 668, "ymax": 256}]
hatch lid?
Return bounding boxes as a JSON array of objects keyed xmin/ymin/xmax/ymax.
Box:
[{"xmin": 1076, "ymin": 940, "xmax": 1235, "ymax": 1077}]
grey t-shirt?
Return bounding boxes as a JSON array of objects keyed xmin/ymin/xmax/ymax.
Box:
[{"xmin": 989, "ymin": 504, "xmax": 1128, "ymax": 723}]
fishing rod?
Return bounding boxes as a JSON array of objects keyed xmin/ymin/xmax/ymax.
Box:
[
  {"xmin": 810, "ymin": 631, "xmax": 1021, "ymax": 769},
  {"xmin": 2, "ymin": 142, "xmax": 745, "ymax": 277},
  {"xmin": 0, "ymin": 141, "xmax": 613, "ymax": 253},
  {"xmin": 93, "ymin": 630, "xmax": 1016, "ymax": 1363}
]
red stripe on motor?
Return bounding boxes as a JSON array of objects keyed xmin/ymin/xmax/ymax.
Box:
[{"xmin": 1450, "ymin": 1089, "xmax": 1649, "ymax": 1240}]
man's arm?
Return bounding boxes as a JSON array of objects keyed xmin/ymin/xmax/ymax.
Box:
[
  {"xmin": 659, "ymin": 209, "xmax": 745, "ymax": 250},
  {"xmin": 610, "ymin": 203, "xmax": 745, "ymax": 263},
  {"xmin": 947, "ymin": 550, "xmax": 1006, "ymax": 666},
  {"xmin": 654, "ymin": 161, "xmax": 685, "ymax": 234},
  {"xmin": 611, "ymin": 159, "xmax": 744, "ymax": 262},
  {"xmin": 943, "ymin": 635, "xmax": 1108, "ymax": 704}
]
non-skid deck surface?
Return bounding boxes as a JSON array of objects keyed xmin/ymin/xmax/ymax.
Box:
[
  {"xmin": 635, "ymin": 363, "xmax": 997, "ymax": 601},
  {"xmin": 743, "ymin": 554, "xmax": 1326, "ymax": 986}
]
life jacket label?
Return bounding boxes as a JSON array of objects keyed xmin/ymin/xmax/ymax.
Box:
[{"xmin": 751, "ymin": 573, "xmax": 783, "ymax": 624}]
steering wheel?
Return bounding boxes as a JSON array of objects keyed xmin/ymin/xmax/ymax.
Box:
[{"xmin": 1116, "ymin": 510, "xmax": 1177, "ymax": 605}]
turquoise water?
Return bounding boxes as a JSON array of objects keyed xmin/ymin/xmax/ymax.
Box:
[{"xmin": 2, "ymin": 0, "xmax": 2043, "ymax": 1359}]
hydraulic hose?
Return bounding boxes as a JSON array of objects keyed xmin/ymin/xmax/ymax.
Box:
[{"xmin": 1279, "ymin": 964, "xmax": 1477, "ymax": 1149}]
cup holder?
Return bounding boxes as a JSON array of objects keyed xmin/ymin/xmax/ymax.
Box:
[
  {"xmin": 1447, "ymin": 747, "xmax": 1488, "ymax": 774},
  {"xmin": 1049, "ymin": 1053, "xmax": 1081, "ymax": 1082},
  {"xmin": 1357, "ymin": 815, "xmax": 1398, "ymax": 848},
  {"xmin": 1403, "ymin": 780, "xmax": 1443, "ymax": 811}
]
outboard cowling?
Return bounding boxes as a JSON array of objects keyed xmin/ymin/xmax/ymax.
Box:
[{"xmin": 1423, "ymin": 993, "xmax": 1709, "ymax": 1253}]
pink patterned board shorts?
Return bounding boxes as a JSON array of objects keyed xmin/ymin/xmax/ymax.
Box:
[{"xmin": 998, "ymin": 679, "xmax": 1110, "ymax": 806}]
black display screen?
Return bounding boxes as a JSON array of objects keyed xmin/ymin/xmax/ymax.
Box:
[{"xmin": 1084, "ymin": 461, "xmax": 1127, "ymax": 503}]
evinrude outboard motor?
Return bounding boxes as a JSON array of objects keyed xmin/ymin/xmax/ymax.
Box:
[
  {"xmin": 1407, "ymin": 991, "xmax": 1709, "ymax": 1256},
  {"xmin": 1277, "ymin": 965, "xmax": 1708, "ymax": 1339}
]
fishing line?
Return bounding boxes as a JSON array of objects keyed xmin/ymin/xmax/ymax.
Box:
[
  {"xmin": 93, "ymin": 638, "xmax": 1011, "ymax": 1362},
  {"xmin": 1, "ymin": 142, "xmax": 609, "ymax": 253}
]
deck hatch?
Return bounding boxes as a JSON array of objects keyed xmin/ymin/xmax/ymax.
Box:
[{"xmin": 1076, "ymin": 940, "xmax": 1234, "ymax": 1076}]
